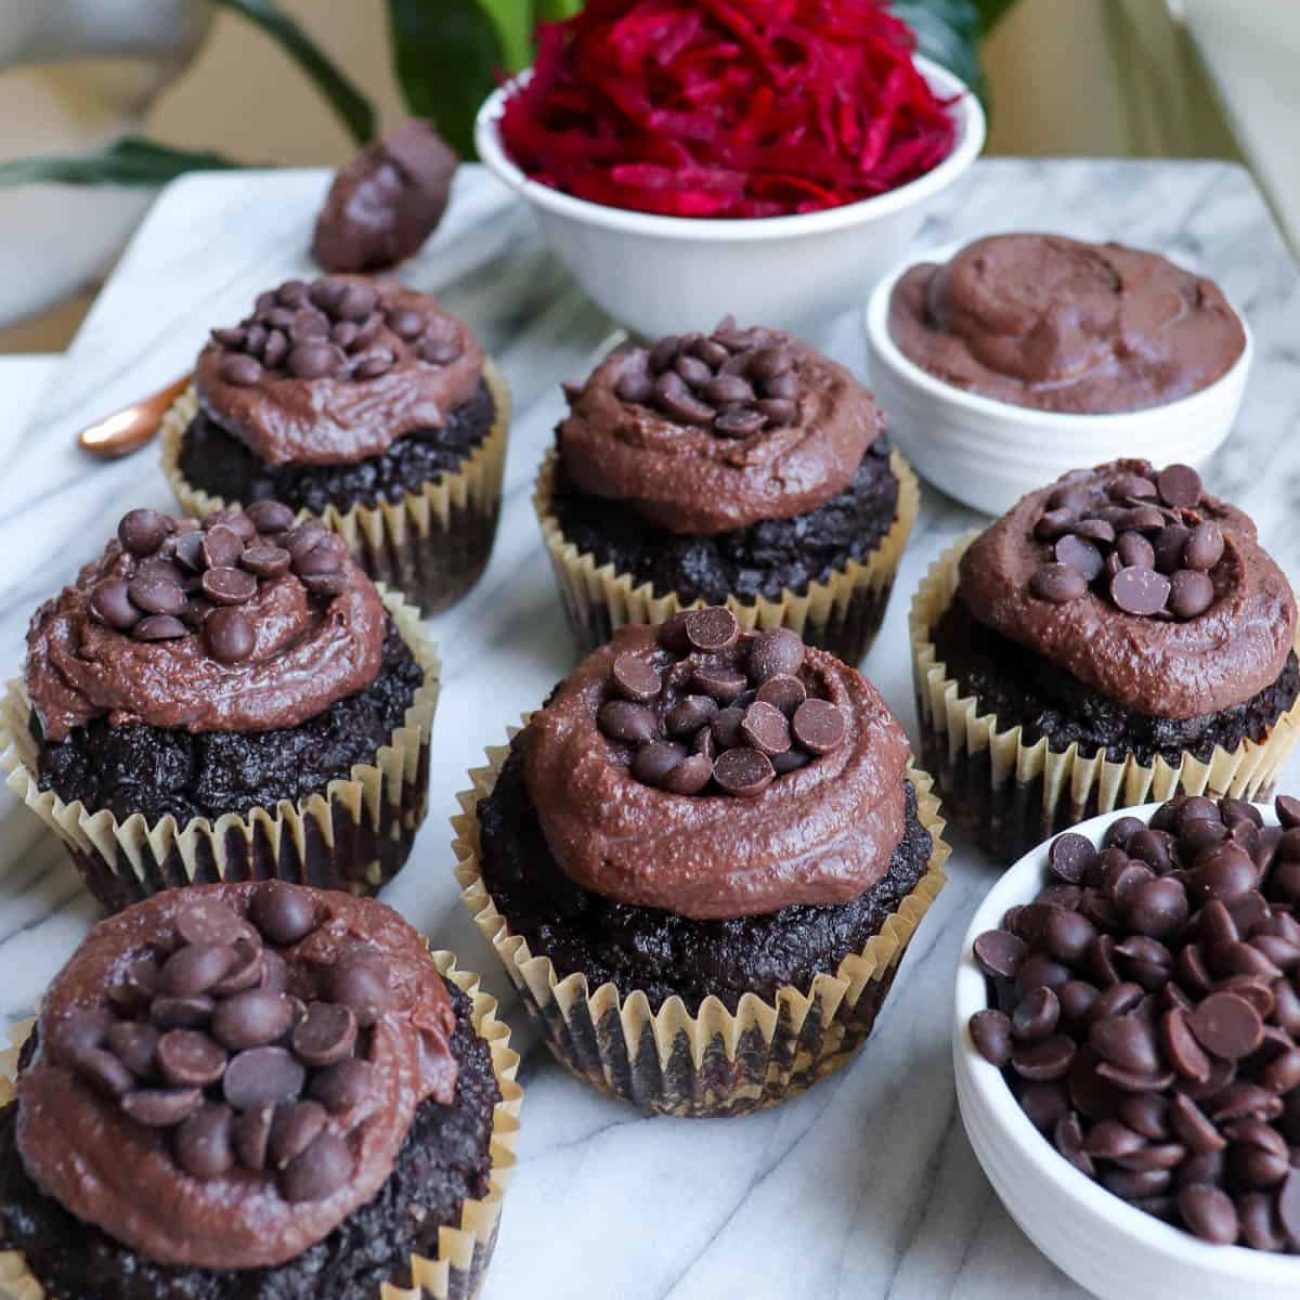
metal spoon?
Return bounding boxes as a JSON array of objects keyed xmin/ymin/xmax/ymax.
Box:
[{"xmin": 77, "ymin": 373, "xmax": 192, "ymax": 458}]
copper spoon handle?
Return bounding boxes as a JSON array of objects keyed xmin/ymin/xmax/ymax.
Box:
[{"xmin": 77, "ymin": 373, "xmax": 192, "ymax": 459}]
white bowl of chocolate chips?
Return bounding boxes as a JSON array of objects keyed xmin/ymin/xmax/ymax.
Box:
[{"xmin": 954, "ymin": 796, "xmax": 1300, "ymax": 1300}]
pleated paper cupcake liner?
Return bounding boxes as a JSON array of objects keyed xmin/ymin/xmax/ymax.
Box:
[
  {"xmin": 533, "ymin": 447, "xmax": 919, "ymax": 666},
  {"xmin": 910, "ymin": 535, "xmax": 1300, "ymax": 863},
  {"xmin": 0, "ymin": 588, "xmax": 439, "ymax": 914},
  {"xmin": 161, "ymin": 361, "xmax": 512, "ymax": 616},
  {"xmin": 453, "ymin": 724, "xmax": 949, "ymax": 1117},
  {"xmin": 0, "ymin": 950, "xmax": 522, "ymax": 1300}
]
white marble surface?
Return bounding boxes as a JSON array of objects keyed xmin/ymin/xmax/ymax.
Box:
[{"xmin": 0, "ymin": 159, "xmax": 1298, "ymax": 1299}]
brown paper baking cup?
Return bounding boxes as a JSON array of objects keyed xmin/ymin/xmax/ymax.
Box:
[
  {"xmin": 910, "ymin": 535, "xmax": 1300, "ymax": 862},
  {"xmin": 161, "ymin": 361, "xmax": 512, "ymax": 615},
  {"xmin": 0, "ymin": 587, "xmax": 440, "ymax": 913},
  {"xmin": 534, "ymin": 446, "xmax": 919, "ymax": 665},
  {"xmin": 453, "ymin": 724, "xmax": 949, "ymax": 1117},
  {"xmin": 0, "ymin": 950, "xmax": 522, "ymax": 1300}
]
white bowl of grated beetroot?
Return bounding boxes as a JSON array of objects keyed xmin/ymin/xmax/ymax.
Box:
[
  {"xmin": 475, "ymin": 56, "xmax": 984, "ymax": 338},
  {"xmin": 954, "ymin": 798, "xmax": 1300, "ymax": 1299}
]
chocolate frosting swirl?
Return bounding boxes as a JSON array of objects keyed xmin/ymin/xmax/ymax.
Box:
[
  {"xmin": 522, "ymin": 624, "xmax": 911, "ymax": 918},
  {"xmin": 558, "ymin": 329, "xmax": 883, "ymax": 535},
  {"xmin": 196, "ymin": 277, "xmax": 485, "ymax": 467},
  {"xmin": 15, "ymin": 883, "xmax": 456, "ymax": 1270},
  {"xmin": 26, "ymin": 510, "xmax": 387, "ymax": 741},
  {"xmin": 957, "ymin": 460, "xmax": 1296, "ymax": 718},
  {"xmin": 888, "ymin": 234, "xmax": 1246, "ymax": 413}
]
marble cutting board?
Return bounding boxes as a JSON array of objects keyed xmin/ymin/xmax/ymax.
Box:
[{"xmin": 0, "ymin": 158, "xmax": 1297, "ymax": 1299}]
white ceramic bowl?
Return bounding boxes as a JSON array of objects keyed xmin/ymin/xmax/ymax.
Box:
[
  {"xmin": 954, "ymin": 801, "xmax": 1300, "ymax": 1300},
  {"xmin": 475, "ymin": 58, "xmax": 985, "ymax": 337},
  {"xmin": 864, "ymin": 247, "xmax": 1254, "ymax": 516}
]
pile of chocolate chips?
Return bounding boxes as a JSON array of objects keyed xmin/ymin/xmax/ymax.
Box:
[
  {"xmin": 49, "ymin": 884, "xmax": 392, "ymax": 1203},
  {"xmin": 970, "ymin": 794, "xmax": 1300, "ymax": 1250},
  {"xmin": 89, "ymin": 503, "xmax": 349, "ymax": 665},
  {"xmin": 612, "ymin": 317, "xmax": 802, "ymax": 438},
  {"xmin": 595, "ymin": 607, "xmax": 847, "ymax": 798},
  {"xmin": 1029, "ymin": 462, "xmax": 1224, "ymax": 620},
  {"xmin": 210, "ymin": 276, "xmax": 463, "ymax": 387}
]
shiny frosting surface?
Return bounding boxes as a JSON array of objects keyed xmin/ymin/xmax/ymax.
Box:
[
  {"xmin": 888, "ymin": 233, "xmax": 1247, "ymax": 413},
  {"xmin": 957, "ymin": 460, "xmax": 1296, "ymax": 717},
  {"xmin": 195, "ymin": 277, "xmax": 485, "ymax": 467},
  {"xmin": 26, "ymin": 514, "xmax": 387, "ymax": 741},
  {"xmin": 522, "ymin": 624, "xmax": 911, "ymax": 919},
  {"xmin": 557, "ymin": 331, "xmax": 883, "ymax": 535},
  {"xmin": 15, "ymin": 884, "xmax": 456, "ymax": 1270}
]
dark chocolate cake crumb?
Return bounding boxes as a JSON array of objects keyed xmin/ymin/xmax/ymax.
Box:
[
  {"xmin": 178, "ymin": 380, "xmax": 496, "ymax": 515},
  {"xmin": 477, "ymin": 740, "xmax": 933, "ymax": 1012},
  {"xmin": 932, "ymin": 597, "xmax": 1300, "ymax": 766},
  {"xmin": 35, "ymin": 621, "xmax": 424, "ymax": 822},
  {"xmin": 549, "ymin": 441, "xmax": 899, "ymax": 606},
  {"xmin": 0, "ymin": 982, "xmax": 499, "ymax": 1300}
]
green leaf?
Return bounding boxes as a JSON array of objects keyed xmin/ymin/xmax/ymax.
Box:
[
  {"xmin": 890, "ymin": 0, "xmax": 987, "ymax": 101},
  {"xmin": 477, "ymin": 0, "xmax": 534, "ymax": 72},
  {"xmin": 212, "ymin": 0, "xmax": 376, "ymax": 145},
  {"xmin": 974, "ymin": 0, "xmax": 1020, "ymax": 33},
  {"xmin": 0, "ymin": 137, "xmax": 246, "ymax": 187},
  {"xmin": 387, "ymin": 0, "xmax": 505, "ymax": 159},
  {"xmin": 535, "ymin": 0, "xmax": 583, "ymax": 21}
]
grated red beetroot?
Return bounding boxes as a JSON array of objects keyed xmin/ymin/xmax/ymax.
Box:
[{"xmin": 498, "ymin": 0, "xmax": 960, "ymax": 220}]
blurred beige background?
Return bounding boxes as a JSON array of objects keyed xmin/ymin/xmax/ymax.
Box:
[{"xmin": 0, "ymin": 0, "xmax": 1239, "ymax": 352}]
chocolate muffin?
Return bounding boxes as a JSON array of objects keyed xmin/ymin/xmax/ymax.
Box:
[
  {"xmin": 889, "ymin": 234, "xmax": 1248, "ymax": 413},
  {"xmin": 0, "ymin": 883, "xmax": 520, "ymax": 1300},
  {"xmin": 535, "ymin": 318, "xmax": 918, "ymax": 664},
  {"xmin": 162, "ymin": 274, "xmax": 511, "ymax": 614},
  {"xmin": 0, "ymin": 503, "xmax": 439, "ymax": 911},
  {"xmin": 911, "ymin": 459, "xmax": 1300, "ymax": 861},
  {"xmin": 456, "ymin": 606, "xmax": 949, "ymax": 1116},
  {"xmin": 967, "ymin": 793, "xmax": 1300, "ymax": 1252}
]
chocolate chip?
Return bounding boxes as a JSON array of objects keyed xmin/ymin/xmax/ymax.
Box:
[
  {"xmin": 249, "ymin": 882, "xmax": 319, "ymax": 946},
  {"xmin": 200, "ymin": 524, "xmax": 243, "ymax": 571},
  {"xmin": 71, "ymin": 1046, "xmax": 135, "ymax": 1098},
  {"xmin": 300, "ymin": 569, "xmax": 350, "ymax": 598},
  {"xmin": 90, "ymin": 578, "xmax": 140, "ymax": 631},
  {"xmin": 240, "ymin": 544, "xmax": 291, "ymax": 578},
  {"xmin": 232, "ymin": 1103, "xmax": 275, "ymax": 1171},
  {"xmin": 598, "ymin": 700, "xmax": 657, "ymax": 744},
  {"xmin": 219, "ymin": 354, "xmax": 262, "ymax": 386},
  {"xmin": 653, "ymin": 371, "xmax": 715, "ymax": 425},
  {"xmin": 280, "ymin": 1131, "xmax": 353, "ymax": 1203},
  {"xmin": 712, "ymin": 746, "xmax": 774, "ymax": 797},
  {"xmin": 1164, "ymin": 568, "xmax": 1214, "ymax": 621},
  {"xmin": 1188, "ymin": 992, "xmax": 1263, "ymax": 1061},
  {"xmin": 201, "ymin": 567, "xmax": 257, "ymax": 606},
  {"xmin": 1030, "ymin": 562, "xmax": 1087, "ymax": 604},
  {"xmin": 106, "ymin": 1022, "xmax": 159, "ymax": 1079},
  {"xmin": 154, "ymin": 1030, "xmax": 227, "ymax": 1089},
  {"xmin": 762, "ymin": 370, "xmax": 799, "ymax": 401},
  {"xmin": 691, "ymin": 665, "xmax": 748, "ymax": 703},
  {"xmin": 630, "ymin": 741, "xmax": 685, "ymax": 787},
  {"xmin": 614, "ymin": 370, "xmax": 654, "ymax": 405},
  {"xmin": 1183, "ymin": 522, "xmax": 1224, "ymax": 572},
  {"xmin": 245, "ymin": 500, "xmax": 296, "ymax": 533},
  {"xmin": 224, "ymin": 1046, "xmax": 305, "ymax": 1110},
  {"xmin": 122, "ymin": 1087, "xmax": 203, "ymax": 1128},
  {"xmin": 611, "ymin": 652, "xmax": 660, "ymax": 703},
  {"xmin": 118, "ymin": 508, "xmax": 168, "ymax": 557},
  {"xmin": 1110, "ymin": 566, "xmax": 1170, "ymax": 616},
  {"xmin": 665, "ymin": 695, "xmax": 719, "ymax": 737},
  {"xmin": 1156, "ymin": 464, "xmax": 1203, "ymax": 508},
  {"xmin": 150, "ymin": 996, "xmax": 215, "ymax": 1030},
  {"xmin": 1090, "ymin": 1015, "xmax": 1160, "ymax": 1075},
  {"xmin": 755, "ymin": 674, "xmax": 806, "ymax": 717},
  {"xmin": 703, "ymin": 374, "xmax": 755, "ymax": 406},
  {"xmin": 128, "ymin": 575, "xmax": 188, "ymax": 617},
  {"xmin": 175, "ymin": 898, "xmax": 246, "ymax": 948},
  {"xmin": 1177, "ymin": 1183, "xmax": 1239, "ymax": 1243},
  {"xmin": 205, "ymin": 607, "xmax": 255, "ymax": 664},
  {"xmin": 286, "ymin": 341, "xmax": 342, "ymax": 379},
  {"xmin": 970, "ymin": 1008, "xmax": 1013, "ymax": 1066},
  {"xmin": 748, "ymin": 627, "xmax": 804, "ymax": 682},
  {"xmin": 292, "ymin": 1003, "xmax": 358, "ymax": 1068},
  {"xmin": 210, "ymin": 940, "xmax": 265, "ymax": 997},
  {"xmin": 309, "ymin": 1058, "xmax": 376, "ymax": 1114},
  {"xmin": 160, "ymin": 944, "xmax": 239, "ymax": 998},
  {"xmin": 328, "ymin": 953, "xmax": 390, "ymax": 1027},
  {"xmin": 791, "ymin": 699, "xmax": 846, "ymax": 754},
  {"xmin": 212, "ymin": 990, "xmax": 296, "ymax": 1052},
  {"xmin": 293, "ymin": 543, "xmax": 343, "ymax": 578},
  {"xmin": 1049, "ymin": 832, "xmax": 1097, "ymax": 884},
  {"xmin": 739, "ymin": 701, "xmax": 791, "ymax": 756},
  {"xmin": 973, "ymin": 929, "xmax": 1028, "ymax": 980},
  {"xmin": 1055, "ymin": 535, "xmax": 1104, "ymax": 582},
  {"xmin": 714, "ymin": 407, "xmax": 767, "ymax": 438},
  {"xmin": 684, "ymin": 606, "xmax": 740, "ymax": 653},
  {"xmin": 1115, "ymin": 532, "xmax": 1156, "ymax": 570},
  {"xmin": 661, "ymin": 754, "xmax": 713, "ymax": 795}
]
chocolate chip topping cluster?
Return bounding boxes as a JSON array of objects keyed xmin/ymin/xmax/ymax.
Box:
[
  {"xmin": 971, "ymin": 794, "xmax": 1300, "ymax": 1251},
  {"xmin": 48, "ymin": 884, "xmax": 390, "ymax": 1204},
  {"xmin": 595, "ymin": 607, "xmax": 847, "ymax": 799},
  {"xmin": 211, "ymin": 275, "xmax": 464, "ymax": 388},
  {"xmin": 611, "ymin": 317, "xmax": 802, "ymax": 438},
  {"xmin": 1029, "ymin": 462, "xmax": 1224, "ymax": 619},
  {"xmin": 88, "ymin": 503, "xmax": 347, "ymax": 665}
]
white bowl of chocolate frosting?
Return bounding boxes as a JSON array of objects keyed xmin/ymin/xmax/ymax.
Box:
[
  {"xmin": 954, "ymin": 802, "xmax": 1300, "ymax": 1300},
  {"xmin": 864, "ymin": 235, "xmax": 1253, "ymax": 516}
]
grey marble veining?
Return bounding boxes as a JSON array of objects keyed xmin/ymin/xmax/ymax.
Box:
[{"xmin": 0, "ymin": 159, "xmax": 1297, "ymax": 1300}]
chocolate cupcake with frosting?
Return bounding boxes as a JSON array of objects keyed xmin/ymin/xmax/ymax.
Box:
[
  {"xmin": 0, "ymin": 504, "xmax": 439, "ymax": 911},
  {"xmin": 911, "ymin": 459, "xmax": 1300, "ymax": 861},
  {"xmin": 455, "ymin": 606, "xmax": 948, "ymax": 1116},
  {"xmin": 162, "ymin": 274, "xmax": 511, "ymax": 614},
  {"xmin": 535, "ymin": 318, "xmax": 917, "ymax": 664},
  {"xmin": 0, "ymin": 882, "xmax": 521, "ymax": 1300}
]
